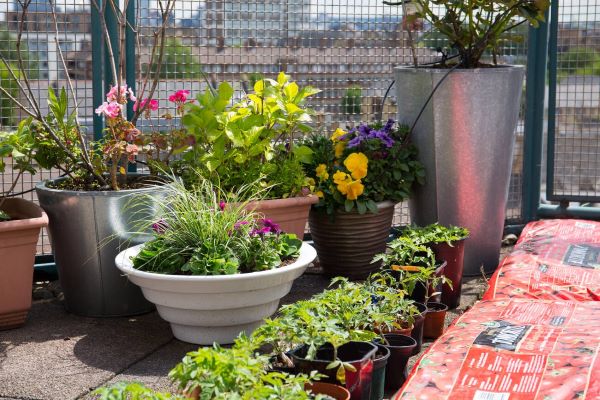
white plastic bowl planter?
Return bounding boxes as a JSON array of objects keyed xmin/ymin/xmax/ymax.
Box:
[{"xmin": 115, "ymin": 242, "xmax": 317, "ymax": 345}]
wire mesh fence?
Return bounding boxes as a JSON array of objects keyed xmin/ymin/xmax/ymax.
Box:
[
  {"xmin": 547, "ymin": 0, "xmax": 600, "ymax": 203},
  {"xmin": 1, "ymin": 0, "xmax": 533, "ymax": 255}
]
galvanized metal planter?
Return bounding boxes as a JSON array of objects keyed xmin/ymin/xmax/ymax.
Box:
[
  {"xmin": 36, "ymin": 176, "xmax": 167, "ymax": 317},
  {"xmin": 308, "ymin": 201, "xmax": 395, "ymax": 280},
  {"xmin": 394, "ymin": 65, "xmax": 525, "ymax": 275}
]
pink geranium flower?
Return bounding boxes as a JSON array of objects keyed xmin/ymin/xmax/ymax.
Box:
[
  {"xmin": 95, "ymin": 101, "xmax": 122, "ymax": 119},
  {"xmin": 168, "ymin": 90, "xmax": 190, "ymax": 104},
  {"xmin": 133, "ymin": 98, "xmax": 159, "ymax": 112},
  {"xmin": 106, "ymin": 84, "xmax": 136, "ymax": 103}
]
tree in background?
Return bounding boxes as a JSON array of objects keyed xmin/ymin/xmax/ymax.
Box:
[
  {"xmin": 145, "ymin": 38, "xmax": 203, "ymax": 79},
  {"xmin": 558, "ymin": 47, "xmax": 600, "ymax": 77},
  {"xmin": 342, "ymin": 85, "xmax": 362, "ymax": 115},
  {"xmin": 0, "ymin": 28, "xmax": 38, "ymax": 127}
]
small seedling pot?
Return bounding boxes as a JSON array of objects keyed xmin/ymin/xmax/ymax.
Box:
[
  {"xmin": 291, "ymin": 341, "xmax": 377, "ymax": 400},
  {"xmin": 431, "ymin": 240, "xmax": 466, "ymax": 309},
  {"xmin": 410, "ymin": 302, "xmax": 427, "ymax": 355},
  {"xmin": 423, "ymin": 302, "xmax": 448, "ymax": 339},
  {"xmin": 381, "ymin": 334, "xmax": 417, "ymax": 392},
  {"xmin": 306, "ymin": 382, "xmax": 351, "ymax": 400},
  {"xmin": 369, "ymin": 344, "xmax": 390, "ymax": 400}
]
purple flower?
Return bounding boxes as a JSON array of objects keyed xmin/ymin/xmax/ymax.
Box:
[
  {"xmin": 219, "ymin": 201, "xmax": 226, "ymax": 211},
  {"xmin": 234, "ymin": 220, "xmax": 249, "ymax": 230},
  {"xmin": 152, "ymin": 219, "xmax": 169, "ymax": 234},
  {"xmin": 261, "ymin": 218, "xmax": 281, "ymax": 234},
  {"xmin": 383, "ymin": 118, "xmax": 395, "ymax": 133}
]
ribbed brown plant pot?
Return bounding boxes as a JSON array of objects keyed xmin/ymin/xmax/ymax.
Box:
[
  {"xmin": 245, "ymin": 195, "xmax": 319, "ymax": 239},
  {"xmin": 308, "ymin": 201, "xmax": 395, "ymax": 279},
  {"xmin": 0, "ymin": 198, "xmax": 48, "ymax": 330}
]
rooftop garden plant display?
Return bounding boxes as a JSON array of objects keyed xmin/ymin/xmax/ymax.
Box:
[
  {"xmin": 399, "ymin": 223, "xmax": 469, "ymax": 309},
  {"xmin": 0, "ymin": 127, "xmax": 48, "ymax": 330},
  {"xmin": 175, "ymin": 72, "xmax": 320, "ymax": 238},
  {"xmin": 387, "ymin": 0, "xmax": 551, "ymax": 277},
  {"xmin": 115, "ymin": 177, "xmax": 317, "ymax": 344},
  {"xmin": 0, "ymin": 0, "xmax": 194, "ymax": 317},
  {"xmin": 303, "ymin": 119, "xmax": 424, "ymax": 279}
]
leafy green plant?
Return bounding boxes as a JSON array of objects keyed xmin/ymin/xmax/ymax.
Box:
[
  {"xmin": 129, "ymin": 176, "xmax": 302, "ymax": 275},
  {"xmin": 178, "ymin": 72, "xmax": 318, "ymax": 199},
  {"xmin": 342, "ymin": 85, "xmax": 361, "ymax": 115},
  {"xmin": 304, "ymin": 119, "xmax": 424, "ymax": 215},
  {"xmin": 400, "ymin": 223, "xmax": 469, "ymax": 246},
  {"xmin": 96, "ymin": 345, "xmax": 330, "ymax": 400},
  {"xmin": 384, "ymin": 0, "xmax": 549, "ymax": 68}
]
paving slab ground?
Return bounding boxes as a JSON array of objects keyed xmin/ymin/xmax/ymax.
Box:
[{"xmin": 0, "ymin": 266, "xmax": 491, "ymax": 400}]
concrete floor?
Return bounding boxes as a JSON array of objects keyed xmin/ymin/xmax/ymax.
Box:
[{"xmin": 0, "ymin": 269, "xmax": 489, "ymax": 400}]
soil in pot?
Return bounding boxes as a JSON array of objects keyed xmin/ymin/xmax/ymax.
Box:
[
  {"xmin": 369, "ymin": 344, "xmax": 390, "ymax": 400},
  {"xmin": 410, "ymin": 302, "xmax": 427, "ymax": 355},
  {"xmin": 381, "ymin": 334, "xmax": 416, "ymax": 392},
  {"xmin": 431, "ymin": 240, "xmax": 466, "ymax": 309},
  {"xmin": 306, "ymin": 382, "xmax": 351, "ymax": 400},
  {"xmin": 291, "ymin": 341, "xmax": 377, "ymax": 400},
  {"xmin": 423, "ymin": 302, "xmax": 448, "ymax": 339}
]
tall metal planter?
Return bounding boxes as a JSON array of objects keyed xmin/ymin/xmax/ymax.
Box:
[
  {"xmin": 36, "ymin": 177, "xmax": 166, "ymax": 317},
  {"xmin": 395, "ymin": 66, "xmax": 525, "ymax": 275}
]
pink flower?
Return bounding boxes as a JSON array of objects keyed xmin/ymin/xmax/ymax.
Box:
[
  {"xmin": 125, "ymin": 143, "xmax": 138, "ymax": 161},
  {"xmin": 169, "ymin": 90, "xmax": 190, "ymax": 104},
  {"xmin": 106, "ymin": 84, "xmax": 136, "ymax": 103},
  {"xmin": 95, "ymin": 101, "xmax": 122, "ymax": 119},
  {"xmin": 219, "ymin": 201, "xmax": 226, "ymax": 211},
  {"xmin": 125, "ymin": 128, "xmax": 141, "ymax": 142},
  {"xmin": 133, "ymin": 98, "xmax": 159, "ymax": 112}
]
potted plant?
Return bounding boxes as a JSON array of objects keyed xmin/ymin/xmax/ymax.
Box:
[
  {"xmin": 304, "ymin": 120, "xmax": 424, "ymax": 279},
  {"xmin": 176, "ymin": 72, "xmax": 319, "ymax": 239},
  {"xmin": 115, "ymin": 177, "xmax": 316, "ymax": 344},
  {"xmin": 96, "ymin": 344, "xmax": 349, "ymax": 399},
  {"xmin": 0, "ymin": 126, "xmax": 48, "ymax": 329},
  {"xmin": 387, "ymin": 0, "xmax": 549, "ymax": 275},
  {"xmin": 2, "ymin": 0, "xmax": 190, "ymax": 316},
  {"xmin": 400, "ymin": 223, "xmax": 469, "ymax": 309}
]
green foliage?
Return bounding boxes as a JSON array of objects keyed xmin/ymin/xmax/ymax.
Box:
[
  {"xmin": 0, "ymin": 63, "xmax": 20, "ymax": 127},
  {"xmin": 304, "ymin": 120, "xmax": 424, "ymax": 215},
  {"xmin": 0, "ymin": 28, "xmax": 39, "ymax": 79},
  {"xmin": 144, "ymin": 38, "xmax": 203, "ymax": 79},
  {"xmin": 341, "ymin": 85, "xmax": 361, "ymax": 115},
  {"xmin": 178, "ymin": 72, "xmax": 319, "ymax": 199},
  {"xmin": 558, "ymin": 47, "xmax": 600, "ymax": 78},
  {"xmin": 400, "ymin": 223, "xmax": 469, "ymax": 246},
  {"xmin": 94, "ymin": 382, "xmax": 184, "ymax": 400},
  {"xmin": 385, "ymin": 0, "xmax": 549, "ymax": 68},
  {"xmin": 129, "ymin": 176, "xmax": 302, "ymax": 275}
]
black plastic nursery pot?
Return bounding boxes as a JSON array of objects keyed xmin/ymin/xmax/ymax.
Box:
[
  {"xmin": 291, "ymin": 341, "xmax": 377, "ymax": 400},
  {"xmin": 410, "ymin": 302, "xmax": 427, "ymax": 355},
  {"xmin": 369, "ymin": 344, "xmax": 390, "ymax": 400},
  {"xmin": 381, "ymin": 334, "xmax": 417, "ymax": 392},
  {"xmin": 431, "ymin": 240, "xmax": 466, "ymax": 309},
  {"xmin": 403, "ymin": 261, "xmax": 447, "ymax": 304},
  {"xmin": 423, "ymin": 302, "xmax": 448, "ymax": 339}
]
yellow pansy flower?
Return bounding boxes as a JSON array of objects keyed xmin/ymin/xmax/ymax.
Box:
[
  {"xmin": 345, "ymin": 179, "xmax": 364, "ymax": 200},
  {"xmin": 333, "ymin": 171, "xmax": 348, "ymax": 185},
  {"xmin": 344, "ymin": 152, "xmax": 368, "ymax": 180},
  {"xmin": 331, "ymin": 128, "xmax": 346, "ymax": 142},
  {"xmin": 334, "ymin": 141, "xmax": 346, "ymax": 159},
  {"xmin": 316, "ymin": 190, "xmax": 324, "ymax": 198},
  {"xmin": 315, "ymin": 164, "xmax": 329, "ymax": 181}
]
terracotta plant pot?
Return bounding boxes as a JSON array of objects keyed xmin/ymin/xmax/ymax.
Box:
[
  {"xmin": 245, "ymin": 195, "xmax": 318, "ymax": 239},
  {"xmin": 410, "ymin": 302, "xmax": 427, "ymax": 355},
  {"xmin": 369, "ymin": 344, "xmax": 390, "ymax": 400},
  {"xmin": 381, "ymin": 334, "xmax": 416, "ymax": 392},
  {"xmin": 431, "ymin": 240, "xmax": 466, "ymax": 309},
  {"xmin": 309, "ymin": 201, "xmax": 395, "ymax": 279},
  {"xmin": 423, "ymin": 302, "xmax": 448, "ymax": 339},
  {"xmin": 0, "ymin": 198, "xmax": 48, "ymax": 330},
  {"xmin": 306, "ymin": 382, "xmax": 351, "ymax": 400},
  {"xmin": 291, "ymin": 341, "xmax": 377, "ymax": 400}
]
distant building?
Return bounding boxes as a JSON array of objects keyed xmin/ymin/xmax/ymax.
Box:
[
  {"xmin": 204, "ymin": 0, "xmax": 311, "ymax": 46},
  {"xmin": 6, "ymin": 8, "xmax": 91, "ymax": 81}
]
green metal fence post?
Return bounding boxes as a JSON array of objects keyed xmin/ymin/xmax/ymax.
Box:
[
  {"xmin": 521, "ymin": 13, "xmax": 550, "ymax": 223},
  {"xmin": 91, "ymin": 0, "xmax": 104, "ymax": 141},
  {"xmin": 125, "ymin": 0, "xmax": 137, "ymax": 172}
]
